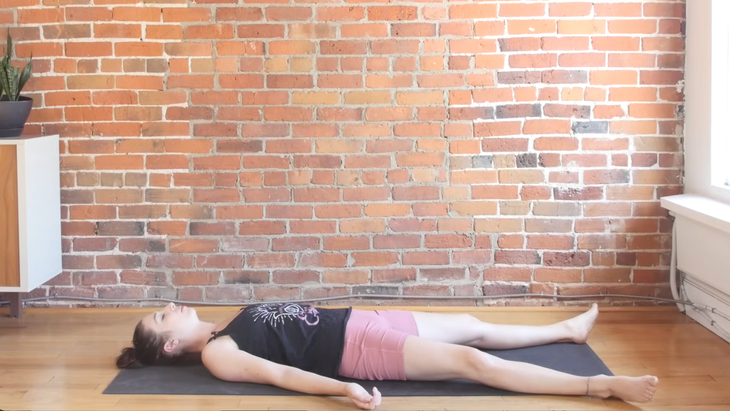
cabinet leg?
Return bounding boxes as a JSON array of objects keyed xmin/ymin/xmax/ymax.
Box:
[{"xmin": 9, "ymin": 293, "xmax": 22, "ymax": 318}]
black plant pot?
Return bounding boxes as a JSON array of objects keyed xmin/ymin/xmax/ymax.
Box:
[{"xmin": 0, "ymin": 96, "xmax": 33, "ymax": 138}]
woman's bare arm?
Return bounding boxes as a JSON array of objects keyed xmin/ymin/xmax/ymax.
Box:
[{"xmin": 202, "ymin": 338, "xmax": 381, "ymax": 409}]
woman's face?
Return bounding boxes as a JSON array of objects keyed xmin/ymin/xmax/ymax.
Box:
[{"xmin": 141, "ymin": 303, "xmax": 199, "ymax": 352}]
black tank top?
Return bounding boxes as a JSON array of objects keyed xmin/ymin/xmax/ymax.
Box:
[{"xmin": 207, "ymin": 303, "xmax": 352, "ymax": 378}]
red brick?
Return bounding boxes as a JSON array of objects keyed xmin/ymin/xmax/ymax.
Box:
[
  {"xmin": 317, "ymin": 6, "xmax": 364, "ymax": 21},
  {"xmin": 372, "ymin": 39, "xmax": 419, "ymax": 55},
  {"xmin": 368, "ymin": 6, "xmax": 418, "ymax": 21},
  {"xmin": 450, "ymin": 4, "xmax": 497, "ymax": 19},
  {"xmin": 299, "ymin": 252, "xmax": 346, "ymax": 267},
  {"xmin": 216, "ymin": 41, "xmax": 264, "ymax": 56},
  {"xmin": 216, "ymin": 7, "xmax": 262, "ymax": 21},
  {"xmin": 644, "ymin": 3, "xmax": 684, "ymax": 18},
  {"xmin": 272, "ymin": 270, "xmax": 319, "ymax": 284},
  {"xmin": 549, "ymin": 2, "xmax": 592, "ymax": 17}
]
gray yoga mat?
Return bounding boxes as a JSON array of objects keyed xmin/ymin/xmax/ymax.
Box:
[{"xmin": 103, "ymin": 343, "xmax": 612, "ymax": 396}]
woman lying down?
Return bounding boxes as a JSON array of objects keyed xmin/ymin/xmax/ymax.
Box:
[{"xmin": 116, "ymin": 302, "xmax": 658, "ymax": 410}]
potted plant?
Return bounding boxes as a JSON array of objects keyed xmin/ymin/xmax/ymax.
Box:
[{"xmin": 0, "ymin": 32, "xmax": 33, "ymax": 138}]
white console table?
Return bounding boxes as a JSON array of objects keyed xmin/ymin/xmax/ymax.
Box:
[{"xmin": 0, "ymin": 134, "xmax": 62, "ymax": 317}]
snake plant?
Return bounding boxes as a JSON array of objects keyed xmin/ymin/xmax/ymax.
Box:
[{"xmin": 0, "ymin": 32, "xmax": 32, "ymax": 101}]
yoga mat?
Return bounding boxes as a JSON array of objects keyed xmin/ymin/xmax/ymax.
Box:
[{"xmin": 103, "ymin": 343, "xmax": 612, "ymax": 397}]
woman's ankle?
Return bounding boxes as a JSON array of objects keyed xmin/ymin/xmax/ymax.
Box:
[{"xmin": 587, "ymin": 375, "xmax": 612, "ymax": 398}]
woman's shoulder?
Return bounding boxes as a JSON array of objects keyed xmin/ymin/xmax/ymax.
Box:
[
  {"xmin": 202, "ymin": 334, "xmax": 238, "ymax": 358},
  {"xmin": 201, "ymin": 335, "xmax": 245, "ymax": 378}
]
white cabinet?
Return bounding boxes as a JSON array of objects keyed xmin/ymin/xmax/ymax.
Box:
[{"xmin": 0, "ymin": 134, "xmax": 62, "ymax": 317}]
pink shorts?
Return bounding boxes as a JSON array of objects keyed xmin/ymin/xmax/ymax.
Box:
[{"xmin": 338, "ymin": 309, "xmax": 419, "ymax": 381}]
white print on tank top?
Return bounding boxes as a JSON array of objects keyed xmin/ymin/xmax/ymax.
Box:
[{"xmin": 251, "ymin": 303, "xmax": 321, "ymax": 326}]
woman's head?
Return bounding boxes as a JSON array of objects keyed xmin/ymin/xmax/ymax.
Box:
[{"xmin": 116, "ymin": 302, "xmax": 203, "ymax": 369}]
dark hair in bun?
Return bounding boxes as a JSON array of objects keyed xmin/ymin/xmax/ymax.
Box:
[{"xmin": 115, "ymin": 320, "xmax": 200, "ymax": 369}]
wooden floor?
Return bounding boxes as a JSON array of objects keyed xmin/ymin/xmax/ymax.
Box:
[{"xmin": 1, "ymin": 304, "xmax": 730, "ymax": 410}]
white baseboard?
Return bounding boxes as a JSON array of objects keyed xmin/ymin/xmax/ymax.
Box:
[
  {"xmin": 683, "ymin": 275, "xmax": 730, "ymax": 344},
  {"xmin": 661, "ymin": 194, "xmax": 730, "ymax": 345}
]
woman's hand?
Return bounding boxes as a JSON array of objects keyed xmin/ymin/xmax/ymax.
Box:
[{"xmin": 345, "ymin": 383, "xmax": 382, "ymax": 410}]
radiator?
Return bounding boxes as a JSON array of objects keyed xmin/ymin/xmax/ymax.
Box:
[{"xmin": 664, "ymin": 195, "xmax": 730, "ymax": 344}]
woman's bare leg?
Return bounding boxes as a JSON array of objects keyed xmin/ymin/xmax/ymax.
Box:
[
  {"xmin": 402, "ymin": 335, "xmax": 658, "ymax": 403},
  {"xmin": 411, "ymin": 303, "xmax": 599, "ymax": 349}
]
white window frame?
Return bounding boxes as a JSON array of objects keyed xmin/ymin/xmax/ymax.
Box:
[
  {"xmin": 724, "ymin": 19, "xmax": 730, "ymax": 188},
  {"xmin": 684, "ymin": 0, "xmax": 730, "ymax": 204}
]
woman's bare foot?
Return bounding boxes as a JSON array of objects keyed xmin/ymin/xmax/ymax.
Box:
[
  {"xmin": 592, "ymin": 375, "xmax": 659, "ymax": 403},
  {"xmin": 562, "ymin": 303, "xmax": 599, "ymax": 344}
]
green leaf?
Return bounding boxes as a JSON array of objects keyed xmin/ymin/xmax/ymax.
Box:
[
  {"xmin": 0, "ymin": 65, "xmax": 9, "ymax": 100},
  {"xmin": 7, "ymin": 32, "xmax": 12, "ymax": 59},
  {"xmin": 6, "ymin": 32, "xmax": 12, "ymax": 59},
  {"xmin": 18, "ymin": 59, "xmax": 31, "ymax": 95},
  {"xmin": 8, "ymin": 65, "xmax": 18, "ymax": 100}
]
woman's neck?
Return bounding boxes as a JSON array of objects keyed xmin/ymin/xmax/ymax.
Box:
[{"xmin": 184, "ymin": 320, "xmax": 220, "ymax": 353}]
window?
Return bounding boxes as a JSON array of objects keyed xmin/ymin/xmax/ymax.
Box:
[
  {"xmin": 684, "ymin": 0, "xmax": 730, "ymax": 204},
  {"xmin": 719, "ymin": 5, "xmax": 730, "ymax": 188},
  {"xmin": 726, "ymin": 24, "xmax": 730, "ymax": 187}
]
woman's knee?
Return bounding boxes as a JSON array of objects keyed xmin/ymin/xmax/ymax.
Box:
[
  {"xmin": 458, "ymin": 314, "xmax": 491, "ymax": 343},
  {"xmin": 457, "ymin": 313, "xmax": 481, "ymax": 326},
  {"xmin": 459, "ymin": 347, "xmax": 498, "ymax": 376}
]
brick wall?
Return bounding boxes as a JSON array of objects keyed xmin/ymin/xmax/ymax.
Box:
[{"xmin": 1, "ymin": 0, "xmax": 685, "ymax": 307}]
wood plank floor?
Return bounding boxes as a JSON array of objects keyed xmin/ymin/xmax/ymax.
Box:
[{"xmin": 1, "ymin": 304, "xmax": 729, "ymax": 410}]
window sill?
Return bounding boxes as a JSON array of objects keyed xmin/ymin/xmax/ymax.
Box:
[{"xmin": 661, "ymin": 194, "xmax": 730, "ymax": 235}]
